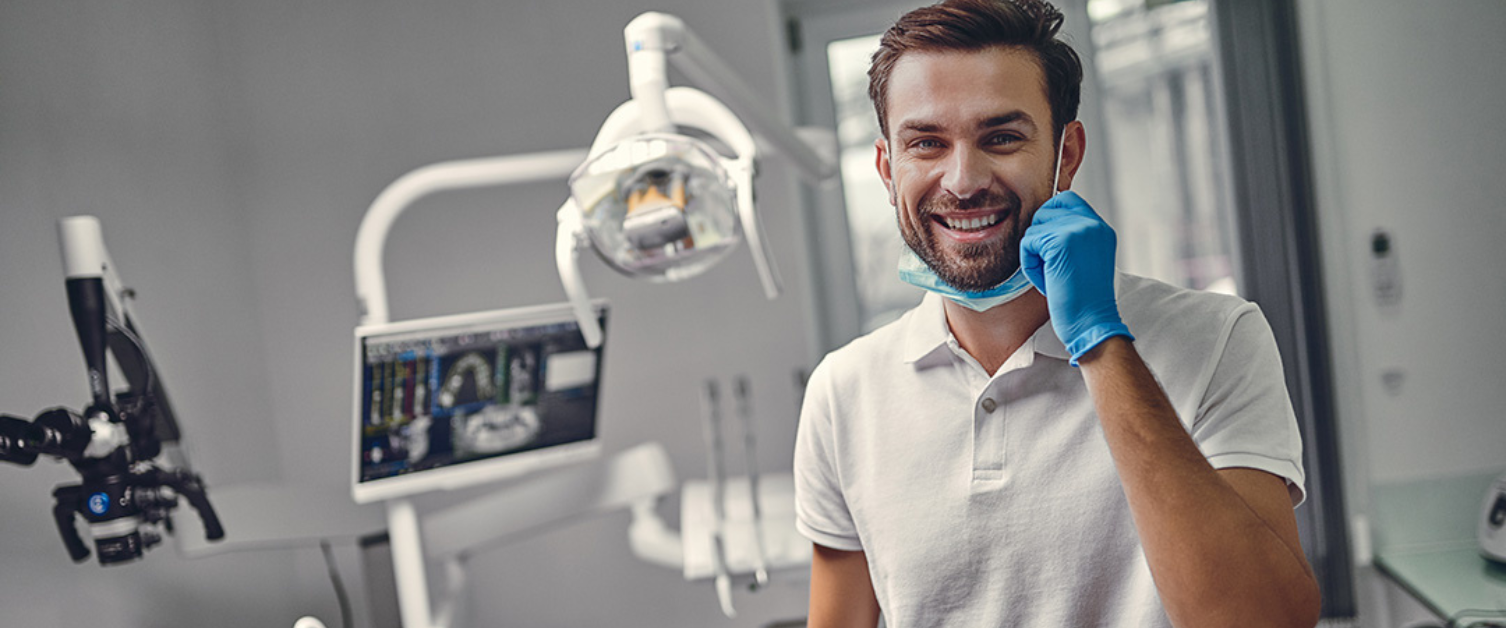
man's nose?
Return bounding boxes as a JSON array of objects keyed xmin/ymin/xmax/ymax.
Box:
[{"xmin": 939, "ymin": 147, "xmax": 990, "ymax": 200}]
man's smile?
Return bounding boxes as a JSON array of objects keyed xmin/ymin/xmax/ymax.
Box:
[{"xmin": 929, "ymin": 208, "xmax": 1012, "ymax": 243}]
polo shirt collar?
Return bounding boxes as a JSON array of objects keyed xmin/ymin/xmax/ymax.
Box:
[
  {"xmin": 900, "ymin": 293, "xmax": 951, "ymax": 364},
  {"xmin": 1032, "ymin": 317, "xmax": 1070, "ymax": 361},
  {"xmin": 901, "ymin": 292, "xmax": 1071, "ymax": 364}
]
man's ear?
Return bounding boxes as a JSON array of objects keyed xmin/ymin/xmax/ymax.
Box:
[
  {"xmin": 1058, "ymin": 120, "xmax": 1088, "ymax": 192},
  {"xmin": 875, "ymin": 137, "xmax": 896, "ymax": 205}
]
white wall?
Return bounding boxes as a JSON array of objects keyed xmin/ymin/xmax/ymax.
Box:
[
  {"xmin": 1297, "ymin": 0, "xmax": 1506, "ymax": 549},
  {"xmin": 0, "ymin": 0, "xmax": 819, "ymax": 626}
]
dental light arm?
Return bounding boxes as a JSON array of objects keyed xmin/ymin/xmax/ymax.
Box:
[
  {"xmin": 0, "ymin": 216, "xmax": 224, "ymax": 565},
  {"xmin": 624, "ymin": 12, "xmax": 838, "ymax": 183}
]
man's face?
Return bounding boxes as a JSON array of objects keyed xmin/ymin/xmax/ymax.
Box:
[{"xmin": 877, "ymin": 46, "xmax": 1074, "ymax": 292}]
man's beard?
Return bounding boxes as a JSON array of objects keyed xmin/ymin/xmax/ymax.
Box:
[{"xmin": 900, "ymin": 188, "xmax": 1024, "ymax": 293}]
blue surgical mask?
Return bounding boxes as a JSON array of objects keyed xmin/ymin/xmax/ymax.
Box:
[
  {"xmin": 895, "ymin": 134, "xmax": 1066, "ymax": 312},
  {"xmin": 897, "ymin": 248, "xmax": 1036, "ymax": 311}
]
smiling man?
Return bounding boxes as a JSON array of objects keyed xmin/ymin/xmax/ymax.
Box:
[{"xmin": 793, "ymin": 1, "xmax": 1322, "ymax": 626}]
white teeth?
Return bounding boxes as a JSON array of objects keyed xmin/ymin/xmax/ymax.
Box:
[{"xmin": 943, "ymin": 213, "xmax": 1000, "ymax": 231}]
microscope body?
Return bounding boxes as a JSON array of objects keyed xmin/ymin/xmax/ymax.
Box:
[
  {"xmin": 0, "ymin": 216, "xmax": 223, "ymax": 565},
  {"xmin": 1, "ymin": 400, "xmax": 223, "ymax": 565}
]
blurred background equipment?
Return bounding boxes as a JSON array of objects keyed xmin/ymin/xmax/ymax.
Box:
[
  {"xmin": 0, "ymin": 216, "xmax": 223, "ymax": 565},
  {"xmin": 349, "ymin": 12, "xmax": 835, "ymax": 626}
]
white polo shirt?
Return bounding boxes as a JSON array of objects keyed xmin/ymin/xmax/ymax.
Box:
[{"xmin": 794, "ymin": 272, "xmax": 1305, "ymax": 627}]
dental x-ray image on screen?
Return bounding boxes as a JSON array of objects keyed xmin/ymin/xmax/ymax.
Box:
[{"xmin": 351, "ymin": 301, "xmax": 606, "ymax": 503}]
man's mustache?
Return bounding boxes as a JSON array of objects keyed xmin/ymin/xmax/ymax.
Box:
[{"xmin": 918, "ymin": 189, "xmax": 1021, "ymax": 216}]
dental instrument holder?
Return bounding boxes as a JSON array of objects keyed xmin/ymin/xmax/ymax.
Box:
[
  {"xmin": 700, "ymin": 381, "xmax": 734, "ymax": 616},
  {"xmin": 696, "ymin": 376, "xmax": 773, "ymax": 618},
  {"xmin": 734, "ymin": 376, "xmax": 771, "ymax": 589},
  {"xmin": 350, "ymin": 11, "xmax": 837, "ymax": 626}
]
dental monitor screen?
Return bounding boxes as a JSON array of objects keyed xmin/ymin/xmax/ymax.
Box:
[{"xmin": 351, "ymin": 301, "xmax": 606, "ymax": 504}]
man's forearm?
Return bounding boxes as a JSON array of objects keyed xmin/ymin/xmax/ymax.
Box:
[
  {"xmin": 808, "ymin": 544, "xmax": 882, "ymax": 628},
  {"xmin": 1078, "ymin": 337, "xmax": 1320, "ymax": 628}
]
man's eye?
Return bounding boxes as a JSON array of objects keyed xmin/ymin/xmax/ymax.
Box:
[
  {"xmin": 987, "ymin": 134, "xmax": 1022, "ymax": 146},
  {"xmin": 913, "ymin": 139, "xmax": 942, "ymax": 150}
]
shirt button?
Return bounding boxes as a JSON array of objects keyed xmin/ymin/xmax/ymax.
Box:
[{"xmin": 981, "ymin": 398, "xmax": 997, "ymax": 413}]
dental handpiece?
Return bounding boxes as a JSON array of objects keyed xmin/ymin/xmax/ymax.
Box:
[
  {"xmin": 699, "ymin": 379, "xmax": 735, "ymax": 616},
  {"xmin": 734, "ymin": 376, "xmax": 769, "ymax": 587}
]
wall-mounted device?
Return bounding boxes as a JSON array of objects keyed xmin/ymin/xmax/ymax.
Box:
[
  {"xmin": 0, "ymin": 216, "xmax": 223, "ymax": 565},
  {"xmin": 1370, "ymin": 228, "xmax": 1402, "ymax": 308}
]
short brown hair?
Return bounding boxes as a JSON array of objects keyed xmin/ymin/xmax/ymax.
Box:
[{"xmin": 868, "ymin": 0, "xmax": 1083, "ymax": 141}]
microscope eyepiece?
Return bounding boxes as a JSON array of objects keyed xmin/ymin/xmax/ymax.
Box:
[
  {"xmin": 28, "ymin": 408, "xmax": 93, "ymax": 459},
  {"xmin": 0, "ymin": 415, "xmax": 40, "ymax": 466}
]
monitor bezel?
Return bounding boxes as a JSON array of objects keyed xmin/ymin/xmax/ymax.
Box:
[{"xmin": 350, "ymin": 300, "xmax": 607, "ymax": 504}]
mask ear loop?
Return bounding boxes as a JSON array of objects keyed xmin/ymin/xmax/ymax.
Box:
[{"xmin": 1051, "ymin": 132, "xmax": 1066, "ymax": 195}]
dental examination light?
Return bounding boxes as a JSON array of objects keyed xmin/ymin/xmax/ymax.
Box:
[
  {"xmin": 557, "ymin": 11, "xmax": 838, "ymax": 347},
  {"xmin": 0, "ymin": 217, "xmax": 224, "ymax": 565},
  {"xmin": 350, "ymin": 11, "xmax": 835, "ymax": 628}
]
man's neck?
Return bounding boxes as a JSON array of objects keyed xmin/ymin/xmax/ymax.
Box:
[{"xmin": 942, "ymin": 289, "xmax": 1050, "ymax": 375}]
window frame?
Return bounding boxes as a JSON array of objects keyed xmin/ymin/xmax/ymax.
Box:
[{"xmin": 1210, "ymin": 0, "xmax": 1353, "ymax": 616}]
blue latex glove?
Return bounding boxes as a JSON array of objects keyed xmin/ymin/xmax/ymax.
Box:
[{"xmin": 1020, "ymin": 191, "xmax": 1133, "ymax": 365}]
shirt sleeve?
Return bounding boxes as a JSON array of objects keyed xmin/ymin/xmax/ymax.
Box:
[
  {"xmin": 1190, "ymin": 304, "xmax": 1308, "ymax": 507},
  {"xmin": 793, "ymin": 359, "xmax": 864, "ymax": 551}
]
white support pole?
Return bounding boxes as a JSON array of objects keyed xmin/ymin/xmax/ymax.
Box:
[{"xmin": 387, "ymin": 498, "xmax": 434, "ymax": 628}]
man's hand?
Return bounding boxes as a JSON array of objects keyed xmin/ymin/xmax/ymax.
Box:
[{"xmin": 1020, "ymin": 191, "xmax": 1132, "ymax": 364}]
